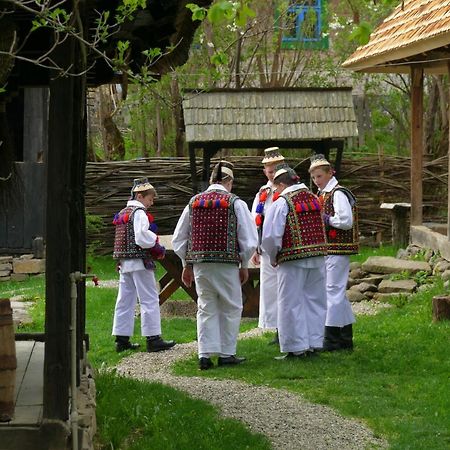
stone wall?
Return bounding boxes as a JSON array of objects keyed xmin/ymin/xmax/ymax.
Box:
[{"xmin": 0, "ymin": 255, "xmax": 45, "ymax": 282}]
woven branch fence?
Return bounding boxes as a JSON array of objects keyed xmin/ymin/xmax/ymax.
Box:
[{"xmin": 86, "ymin": 154, "xmax": 448, "ymax": 254}]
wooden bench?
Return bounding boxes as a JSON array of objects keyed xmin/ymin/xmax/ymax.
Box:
[
  {"xmin": 380, "ymin": 203, "xmax": 411, "ymax": 247},
  {"xmin": 157, "ymin": 236, "xmax": 260, "ymax": 317}
]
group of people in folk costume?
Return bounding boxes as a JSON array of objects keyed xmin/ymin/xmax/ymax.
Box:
[{"xmin": 110, "ymin": 147, "xmax": 359, "ymax": 370}]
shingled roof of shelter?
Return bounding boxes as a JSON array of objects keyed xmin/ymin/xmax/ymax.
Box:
[
  {"xmin": 182, "ymin": 88, "xmax": 358, "ymax": 143},
  {"xmin": 343, "ymin": 0, "xmax": 450, "ymax": 73}
]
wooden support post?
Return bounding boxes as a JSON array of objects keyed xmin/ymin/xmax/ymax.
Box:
[
  {"xmin": 188, "ymin": 144, "xmax": 198, "ymax": 192},
  {"xmin": 410, "ymin": 67, "xmax": 423, "ymax": 226},
  {"xmin": 432, "ymin": 296, "xmax": 450, "ymax": 322},
  {"xmin": 44, "ymin": 66, "xmax": 73, "ymax": 421},
  {"xmin": 334, "ymin": 141, "xmax": 344, "ymax": 179}
]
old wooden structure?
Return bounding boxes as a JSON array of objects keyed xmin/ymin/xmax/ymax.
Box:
[
  {"xmin": 182, "ymin": 87, "xmax": 358, "ymax": 190},
  {"xmin": 343, "ymin": 0, "xmax": 450, "ymax": 258},
  {"xmin": 0, "ymin": 1, "xmax": 210, "ymax": 449}
]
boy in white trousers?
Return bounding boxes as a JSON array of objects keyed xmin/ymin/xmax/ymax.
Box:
[
  {"xmin": 262, "ymin": 165, "xmax": 327, "ymax": 359},
  {"xmin": 309, "ymin": 155, "xmax": 359, "ymax": 351},
  {"xmin": 172, "ymin": 162, "xmax": 257, "ymax": 370},
  {"xmin": 251, "ymin": 147, "xmax": 285, "ymax": 344},
  {"xmin": 112, "ymin": 177, "xmax": 176, "ymax": 353}
]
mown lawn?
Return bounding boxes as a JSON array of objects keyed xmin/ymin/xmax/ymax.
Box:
[{"xmin": 2, "ymin": 249, "xmax": 449, "ymax": 449}]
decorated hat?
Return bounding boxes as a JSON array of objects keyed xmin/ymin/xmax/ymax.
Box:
[
  {"xmin": 131, "ymin": 177, "xmax": 155, "ymax": 193},
  {"xmin": 210, "ymin": 161, "xmax": 234, "ymax": 182},
  {"xmin": 262, "ymin": 147, "xmax": 285, "ymax": 165},
  {"xmin": 274, "ymin": 162, "xmax": 294, "ymax": 181},
  {"xmin": 309, "ymin": 153, "xmax": 331, "ymax": 172}
]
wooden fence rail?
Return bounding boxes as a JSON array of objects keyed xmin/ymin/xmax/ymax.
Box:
[{"xmin": 85, "ymin": 154, "xmax": 448, "ymax": 254}]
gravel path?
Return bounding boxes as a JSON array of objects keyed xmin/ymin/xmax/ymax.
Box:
[{"xmin": 117, "ymin": 328, "xmax": 387, "ymax": 449}]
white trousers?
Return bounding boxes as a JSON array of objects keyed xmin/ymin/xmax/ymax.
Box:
[
  {"xmin": 193, "ymin": 263, "xmax": 243, "ymax": 356},
  {"xmin": 258, "ymin": 253, "xmax": 278, "ymax": 329},
  {"xmin": 277, "ymin": 260, "xmax": 327, "ymax": 353},
  {"xmin": 325, "ymin": 255, "xmax": 355, "ymax": 327},
  {"xmin": 112, "ymin": 269, "xmax": 162, "ymax": 337}
]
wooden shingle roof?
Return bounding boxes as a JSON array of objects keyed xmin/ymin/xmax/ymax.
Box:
[
  {"xmin": 182, "ymin": 88, "xmax": 358, "ymax": 143},
  {"xmin": 343, "ymin": 0, "xmax": 450, "ymax": 73}
]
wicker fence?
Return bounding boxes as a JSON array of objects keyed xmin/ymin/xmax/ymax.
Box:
[{"xmin": 86, "ymin": 154, "xmax": 448, "ymax": 254}]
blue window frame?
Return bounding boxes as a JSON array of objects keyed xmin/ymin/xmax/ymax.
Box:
[{"xmin": 280, "ymin": 1, "xmax": 328, "ymax": 50}]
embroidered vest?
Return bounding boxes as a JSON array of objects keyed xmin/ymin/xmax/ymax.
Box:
[
  {"xmin": 185, "ymin": 190, "xmax": 240, "ymax": 264},
  {"xmin": 113, "ymin": 206, "xmax": 153, "ymax": 262},
  {"xmin": 278, "ymin": 189, "xmax": 327, "ymax": 263},
  {"xmin": 322, "ymin": 186, "xmax": 359, "ymax": 255}
]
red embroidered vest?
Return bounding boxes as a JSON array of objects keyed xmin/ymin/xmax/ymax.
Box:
[
  {"xmin": 186, "ymin": 190, "xmax": 240, "ymax": 264},
  {"xmin": 278, "ymin": 189, "xmax": 327, "ymax": 263},
  {"xmin": 322, "ymin": 186, "xmax": 359, "ymax": 255},
  {"xmin": 113, "ymin": 206, "xmax": 153, "ymax": 260}
]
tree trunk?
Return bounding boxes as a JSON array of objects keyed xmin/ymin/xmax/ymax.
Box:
[
  {"xmin": 171, "ymin": 77, "xmax": 185, "ymax": 157},
  {"xmin": 155, "ymin": 100, "xmax": 162, "ymax": 157},
  {"xmin": 98, "ymin": 85, "xmax": 125, "ymax": 160},
  {"xmin": 424, "ymin": 76, "xmax": 439, "ymax": 156}
]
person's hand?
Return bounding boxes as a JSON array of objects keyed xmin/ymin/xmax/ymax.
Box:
[
  {"xmin": 250, "ymin": 251, "xmax": 260, "ymax": 266},
  {"xmin": 150, "ymin": 242, "xmax": 166, "ymax": 260},
  {"xmin": 182, "ymin": 266, "xmax": 194, "ymax": 287},
  {"xmin": 271, "ymin": 261, "xmax": 278, "ymax": 268},
  {"xmin": 239, "ymin": 268, "xmax": 249, "ymax": 285}
]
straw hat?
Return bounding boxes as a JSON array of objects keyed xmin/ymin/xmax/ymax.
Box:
[
  {"xmin": 262, "ymin": 147, "xmax": 285, "ymax": 165},
  {"xmin": 131, "ymin": 177, "xmax": 155, "ymax": 193},
  {"xmin": 210, "ymin": 161, "xmax": 234, "ymax": 183},
  {"xmin": 309, "ymin": 153, "xmax": 331, "ymax": 172},
  {"xmin": 274, "ymin": 162, "xmax": 294, "ymax": 181}
]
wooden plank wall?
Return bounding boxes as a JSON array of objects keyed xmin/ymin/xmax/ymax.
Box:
[
  {"xmin": 85, "ymin": 154, "xmax": 448, "ymax": 254},
  {"xmin": 0, "ymin": 162, "xmax": 45, "ymax": 253}
]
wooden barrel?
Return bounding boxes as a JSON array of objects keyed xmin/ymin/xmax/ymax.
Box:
[{"xmin": 0, "ymin": 298, "xmax": 16, "ymax": 422}]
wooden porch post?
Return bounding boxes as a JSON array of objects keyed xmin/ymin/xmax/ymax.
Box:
[
  {"xmin": 44, "ymin": 69, "xmax": 73, "ymax": 420},
  {"xmin": 410, "ymin": 67, "xmax": 423, "ymax": 226}
]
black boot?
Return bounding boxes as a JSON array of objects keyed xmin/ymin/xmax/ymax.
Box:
[
  {"xmin": 340, "ymin": 324, "xmax": 354, "ymax": 350},
  {"xmin": 146, "ymin": 335, "xmax": 176, "ymax": 352},
  {"xmin": 268, "ymin": 329, "xmax": 279, "ymax": 345},
  {"xmin": 323, "ymin": 326, "xmax": 341, "ymax": 352},
  {"xmin": 115, "ymin": 336, "xmax": 140, "ymax": 353}
]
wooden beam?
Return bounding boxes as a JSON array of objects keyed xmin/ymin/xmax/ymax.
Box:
[
  {"xmin": 43, "ymin": 39, "xmax": 74, "ymax": 421},
  {"xmin": 410, "ymin": 67, "xmax": 423, "ymax": 226}
]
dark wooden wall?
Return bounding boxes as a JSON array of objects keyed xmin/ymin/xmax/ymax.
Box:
[{"xmin": 0, "ymin": 87, "xmax": 48, "ymax": 254}]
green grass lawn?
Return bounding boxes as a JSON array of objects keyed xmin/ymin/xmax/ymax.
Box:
[
  {"xmin": 174, "ymin": 282, "xmax": 450, "ymax": 450},
  {"xmin": 3, "ymin": 248, "xmax": 450, "ymax": 449}
]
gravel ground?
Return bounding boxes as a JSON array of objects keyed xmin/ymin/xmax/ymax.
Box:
[{"xmin": 117, "ymin": 328, "xmax": 387, "ymax": 450}]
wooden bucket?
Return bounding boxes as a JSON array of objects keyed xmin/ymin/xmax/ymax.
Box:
[{"xmin": 0, "ymin": 298, "xmax": 16, "ymax": 422}]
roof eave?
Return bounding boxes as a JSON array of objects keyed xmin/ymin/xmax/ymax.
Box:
[{"xmin": 343, "ymin": 31, "xmax": 450, "ymax": 73}]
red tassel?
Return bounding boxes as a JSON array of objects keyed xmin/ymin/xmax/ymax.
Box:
[
  {"xmin": 273, "ymin": 192, "xmax": 280, "ymax": 201},
  {"xmin": 123, "ymin": 213, "xmax": 129, "ymax": 223},
  {"xmin": 295, "ymin": 203, "xmax": 301, "ymax": 213},
  {"xmin": 260, "ymin": 190, "xmax": 268, "ymax": 202},
  {"xmin": 220, "ymin": 198, "xmax": 228, "ymax": 208},
  {"xmin": 255, "ymin": 215, "xmax": 262, "ymax": 226}
]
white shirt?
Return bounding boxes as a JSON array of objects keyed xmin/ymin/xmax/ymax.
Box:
[
  {"xmin": 261, "ymin": 183, "xmax": 323, "ymax": 268},
  {"xmin": 320, "ymin": 177, "xmax": 353, "ymax": 230},
  {"xmin": 251, "ymin": 180, "xmax": 275, "ymax": 217},
  {"xmin": 172, "ymin": 184, "xmax": 257, "ymax": 268},
  {"xmin": 120, "ymin": 199, "xmax": 158, "ymax": 273}
]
